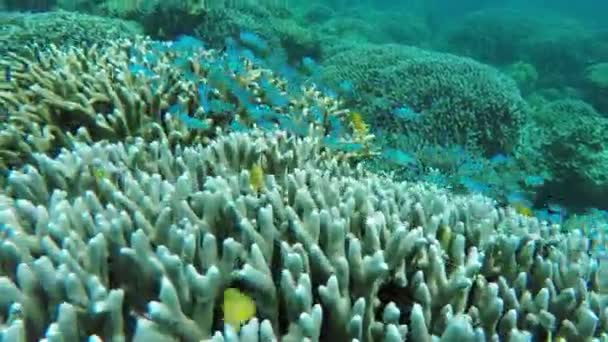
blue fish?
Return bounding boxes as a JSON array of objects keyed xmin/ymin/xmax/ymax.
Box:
[
  {"xmin": 393, "ymin": 106, "xmax": 421, "ymax": 121},
  {"xmin": 198, "ymin": 83, "xmax": 210, "ymax": 113},
  {"xmin": 301, "ymin": 57, "xmax": 319, "ymax": 76},
  {"xmin": 310, "ymin": 106, "xmax": 324, "ymax": 122},
  {"xmin": 258, "ymin": 120, "xmax": 278, "ymax": 131},
  {"xmin": 144, "ymin": 51, "xmax": 159, "ymax": 65},
  {"xmin": 128, "ymin": 64, "xmax": 156, "ymax": 77},
  {"xmin": 168, "ymin": 104, "xmax": 183, "ymax": 115},
  {"xmin": 277, "ymin": 116, "xmax": 308, "ymax": 137},
  {"xmin": 460, "ymin": 177, "xmax": 492, "ymax": 194},
  {"xmin": 247, "ymin": 104, "xmax": 274, "ymax": 121},
  {"xmin": 382, "ymin": 148, "xmax": 417, "ymax": 167},
  {"xmin": 178, "ymin": 112, "xmax": 208, "ymax": 130},
  {"xmin": 534, "ymin": 204, "xmax": 566, "ymax": 224},
  {"xmin": 506, "ymin": 192, "xmax": 532, "ymax": 206},
  {"xmin": 322, "ymin": 137, "xmax": 363, "ymax": 153},
  {"xmin": 489, "ymin": 153, "xmax": 510, "ymax": 164},
  {"xmin": 229, "ymin": 81, "xmax": 252, "ymax": 106},
  {"xmin": 239, "ymin": 31, "xmax": 269, "ymax": 55},
  {"xmin": 260, "ymin": 77, "xmax": 288, "ymax": 107},
  {"xmin": 533, "ymin": 209, "xmax": 556, "ymax": 223},
  {"xmin": 173, "ymin": 35, "xmax": 205, "ymax": 51},
  {"xmin": 524, "ymin": 175, "xmax": 545, "ymax": 187},
  {"xmin": 230, "ymin": 119, "xmax": 248, "ymax": 132},
  {"xmin": 209, "ymin": 99, "xmax": 235, "ymax": 113},
  {"xmin": 337, "ymin": 80, "xmax": 355, "ymax": 97}
]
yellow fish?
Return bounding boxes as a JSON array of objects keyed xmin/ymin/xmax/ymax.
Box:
[
  {"xmin": 93, "ymin": 167, "xmax": 106, "ymax": 181},
  {"xmin": 513, "ymin": 202, "xmax": 534, "ymax": 217},
  {"xmin": 438, "ymin": 224, "xmax": 452, "ymax": 249},
  {"xmin": 250, "ymin": 163, "xmax": 264, "ymax": 193},
  {"xmin": 350, "ymin": 111, "xmax": 369, "ymax": 136},
  {"xmin": 223, "ymin": 288, "xmax": 256, "ymax": 332}
]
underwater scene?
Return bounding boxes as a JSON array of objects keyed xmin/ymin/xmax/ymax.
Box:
[{"xmin": 0, "ymin": 0, "xmax": 608, "ymax": 340}]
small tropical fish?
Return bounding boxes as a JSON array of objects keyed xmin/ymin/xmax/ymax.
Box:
[
  {"xmin": 534, "ymin": 203, "xmax": 567, "ymax": 224},
  {"xmin": 524, "ymin": 175, "xmax": 545, "ymax": 187},
  {"xmin": 260, "ymin": 77, "xmax": 288, "ymax": 107},
  {"xmin": 198, "ymin": 83, "xmax": 210, "ymax": 113},
  {"xmin": 230, "ymin": 119, "xmax": 248, "ymax": 132},
  {"xmin": 438, "ymin": 224, "xmax": 452, "ymax": 248},
  {"xmin": 93, "ymin": 167, "xmax": 106, "ymax": 181},
  {"xmin": 209, "ymin": 99, "xmax": 235, "ymax": 113},
  {"xmin": 128, "ymin": 64, "xmax": 156, "ymax": 78},
  {"xmin": 278, "ymin": 115, "xmax": 308, "ymax": 137},
  {"xmin": 223, "ymin": 287, "xmax": 256, "ymax": 332},
  {"xmin": 460, "ymin": 177, "xmax": 492, "ymax": 194},
  {"xmin": 382, "ymin": 148, "xmax": 416, "ymax": 167},
  {"xmin": 173, "ymin": 35, "xmax": 205, "ymax": 51},
  {"xmin": 393, "ymin": 106, "xmax": 421, "ymax": 121},
  {"xmin": 336, "ymin": 142, "xmax": 365, "ymax": 153},
  {"xmin": 239, "ymin": 31, "xmax": 269, "ymax": 55},
  {"xmin": 301, "ymin": 56, "xmax": 319, "ymax": 76},
  {"xmin": 250, "ymin": 163, "xmax": 265, "ymax": 193},
  {"xmin": 505, "ymin": 192, "xmax": 534, "ymax": 216},
  {"xmin": 337, "ymin": 80, "xmax": 355, "ymax": 96},
  {"xmin": 506, "ymin": 192, "xmax": 529, "ymax": 205},
  {"xmin": 513, "ymin": 202, "xmax": 534, "ymax": 217},
  {"xmin": 350, "ymin": 111, "xmax": 369, "ymax": 136},
  {"xmin": 547, "ymin": 203, "xmax": 566, "ymax": 219},
  {"xmin": 489, "ymin": 153, "xmax": 509, "ymax": 164},
  {"xmin": 178, "ymin": 112, "xmax": 209, "ymax": 130}
]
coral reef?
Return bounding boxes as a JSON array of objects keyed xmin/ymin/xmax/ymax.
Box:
[
  {"xmin": 0, "ymin": 3, "xmax": 607, "ymax": 341},
  {"xmin": 194, "ymin": 5, "xmax": 321, "ymax": 64},
  {"xmin": 0, "ymin": 129, "xmax": 606, "ymax": 340},
  {"xmin": 0, "ymin": 11, "xmax": 142, "ymax": 56},
  {"xmin": 320, "ymin": 43, "xmax": 528, "ymax": 156},
  {"xmin": 518, "ymin": 99, "xmax": 608, "ymax": 209},
  {"xmin": 0, "ymin": 36, "xmax": 345, "ymax": 171}
]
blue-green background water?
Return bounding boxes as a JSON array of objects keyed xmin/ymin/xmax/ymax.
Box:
[{"xmin": 3, "ymin": 0, "xmax": 608, "ymax": 340}]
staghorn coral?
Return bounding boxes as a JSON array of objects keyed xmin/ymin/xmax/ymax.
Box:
[
  {"xmin": 0, "ymin": 129, "xmax": 606, "ymax": 340},
  {"xmin": 0, "ymin": 36, "xmax": 346, "ymax": 171}
]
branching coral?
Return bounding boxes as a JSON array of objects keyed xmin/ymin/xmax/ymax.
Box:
[
  {"xmin": 0, "ymin": 11, "xmax": 142, "ymax": 57},
  {"xmin": 0, "ymin": 36, "xmax": 346, "ymax": 171},
  {"xmin": 0, "ymin": 129, "xmax": 606, "ymax": 340},
  {"xmin": 518, "ymin": 99, "xmax": 608, "ymax": 209},
  {"xmin": 320, "ymin": 43, "xmax": 528, "ymax": 156}
]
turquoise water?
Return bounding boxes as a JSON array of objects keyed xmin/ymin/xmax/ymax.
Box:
[{"xmin": 1, "ymin": 0, "xmax": 608, "ymax": 340}]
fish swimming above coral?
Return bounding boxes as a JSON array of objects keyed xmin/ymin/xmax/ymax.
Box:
[
  {"xmin": 249, "ymin": 163, "xmax": 265, "ymax": 193},
  {"xmin": 222, "ymin": 287, "xmax": 257, "ymax": 333}
]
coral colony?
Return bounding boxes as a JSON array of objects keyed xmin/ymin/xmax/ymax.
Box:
[{"xmin": 0, "ymin": 3, "xmax": 608, "ymax": 342}]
